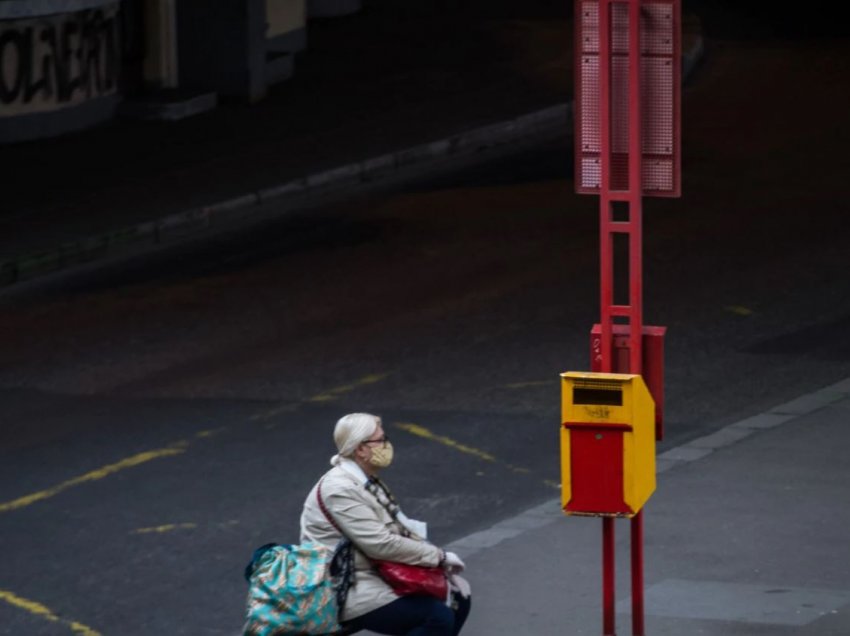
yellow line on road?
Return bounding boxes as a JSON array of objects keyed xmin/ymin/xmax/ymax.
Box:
[
  {"xmin": 501, "ymin": 380, "xmax": 552, "ymax": 390},
  {"xmin": 393, "ymin": 422, "xmax": 559, "ymax": 490},
  {"xmin": 194, "ymin": 428, "xmax": 227, "ymax": 439},
  {"xmin": 0, "ymin": 589, "xmax": 101, "ymax": 635},
  {"xmin": 0, "ymin": 442, "xmax": 189, "ymax": 514},
  {"xmin": 249, "ymin": 403, "xmax": 300, "ymax": 422},
  {"xmin": 307, "ymin": 373, "xmax": 390, "ymax": 403},
  {"xmin": 251, "ymin": 373, "xmax": 391, "ymax": 421},
  {"xmin": 393, "ymin": 422, "xmax": 497, "ymax": 462},
  {"xmin": 130, "ymin": 519, "xmax": 239, "ymax": 535},
  {"xmin": 725, "ymin": 305, "xmax": 754, "ymax": 316},
  {"xmin": 2, "ymin": 374, "xmax": 391, "ymax": 515},
  {"xmin": 132, "ymin": 522, "xmax": 198, "ymax": 535}
]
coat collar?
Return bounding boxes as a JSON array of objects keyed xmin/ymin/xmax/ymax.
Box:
[{"xmin": 338, "ymin": 457, "xmax": 370, "ymax": 485}]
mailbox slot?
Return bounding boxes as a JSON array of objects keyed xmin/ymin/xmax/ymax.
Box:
[{"xmin": 573, "ymin": 387, "xmax": 623, "ymax": 406}]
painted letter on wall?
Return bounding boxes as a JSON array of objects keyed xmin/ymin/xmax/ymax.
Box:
[{"xmin": 0, "ymin": 5, "xmax": 120, "ymax": 117}]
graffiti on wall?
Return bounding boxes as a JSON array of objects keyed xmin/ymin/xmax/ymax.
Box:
[{"xmin": 0, "ymin": 5, "xmax": 120, "ymax": 117}]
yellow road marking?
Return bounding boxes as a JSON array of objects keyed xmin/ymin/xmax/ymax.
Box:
[
  {"xmin": 393, "ymin": 422, "xmax": 559, "ymax": 491},
  {"xmin": 195, "ymin": 428, "xmax": 226, "ymax": 439},
  {"xmin": 131, "ymin": 519, "xmax": 238, "ymax": 535},
  {"xmin": 249, "ymin": 403, "xmax": 300, "ymax": 422},
  {"xmin": 307, "ymin": 373, "xmax": 390, "ymax": 403},
  {"xmin": 725, "ymin": 305, "xmax": 754, "ymax": 316},
  {"xmin": 251, "ymin": 373, "xmax": 391, "ymax": 421},
  {"xmin": 3, "ymin": 374, "xmax": 391, "ymax": 515},
  {"xmin": 502, "ymin": 380, "xmax": 552, "ymax": 390},
  {"xmin": 0, "ymin": 589, "xmax": 101, "ymax": 636},
  {"xmin": 394, "ymin": 423, "xmax": 498, "ymax": 462},
  {"xmin": 132, "ymin": 522, "xmax": 198, "ymax": 535},
  {"xmin": 0, "ymin": 442, "xmax": 189, "ymax": 514}
]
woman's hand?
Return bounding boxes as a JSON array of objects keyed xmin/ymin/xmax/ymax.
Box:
[
  {"xmin": 442, "ymin": 550, "xmax": 465, "ymax": 572},
  {"xmin": 449, "ymin": 573, "xmax": 471, "ymax": 599}
]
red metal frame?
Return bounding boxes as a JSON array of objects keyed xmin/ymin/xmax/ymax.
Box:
[
  {"xmin": 603, "ymin": 1, "xmax": 645, "ymax": 633},
  {"xmin": 591, "ymin": 324, "xmax": 667, "ymax": 440},
  {"xmin": 575, "ymin": 0, "xmax": 682, "ymax": 198},
  {"xmin": 575, "ymin": 1, "xmax": 679, "ymax": 634}
]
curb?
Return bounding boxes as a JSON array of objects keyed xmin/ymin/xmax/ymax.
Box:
[
  {"xmin": 0, "ymin": 103, "xmax": 572, "ymax": 289},
  {"xmin": 0, "ymin": 31, "xmax": 705, "ymax": 290},
  {"xmin": 445, "ymin": 375, "xmax": 850, "ymax": 559}
]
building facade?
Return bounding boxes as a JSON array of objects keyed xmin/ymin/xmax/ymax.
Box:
[{"xmin": 0, "ymin": 0, "xmax": 358, "ymax": 143}]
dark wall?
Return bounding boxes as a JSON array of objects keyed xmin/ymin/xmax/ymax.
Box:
[
  {"xmin": 683, "ymin": 0, "xmax": 849, "ymax": 38},
  {"xmin": 119, "ymin": 0, "xmax": 146, "ymax": 96},
  {"xmin": 176, "ymin": 0, "xmax": 267, "ymax": 101}
]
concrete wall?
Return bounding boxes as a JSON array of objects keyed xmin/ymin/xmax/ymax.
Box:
[{"xmin": 1, "ymin": 0, "xmax": 357, "ymax": 140}]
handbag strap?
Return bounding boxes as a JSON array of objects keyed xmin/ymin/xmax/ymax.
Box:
[
  {"xmin": 317, "ymin": 478, "xmax": 345, "ymax": 536},
  {"xmin": 316, "ymin": 478, "xmax": 357, "ymax": 616}
]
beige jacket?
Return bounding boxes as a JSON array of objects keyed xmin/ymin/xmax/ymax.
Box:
[{"xmin": 300, "ymin": 465, "xmax": 443, "ymax": 621}]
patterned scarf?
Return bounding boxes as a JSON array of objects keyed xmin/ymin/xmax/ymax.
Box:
[{"xmin": 364, "ymin": 476, "xmax": 411, "ymax": 538}]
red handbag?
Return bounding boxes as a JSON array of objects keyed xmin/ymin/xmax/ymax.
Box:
[
  {"xmin": 317, "ymin": 479, "xmax": 448, "ymax": 600},
  {"xmin": 372, "ymin": 560, "xmax": 447, "ymax": 600}
]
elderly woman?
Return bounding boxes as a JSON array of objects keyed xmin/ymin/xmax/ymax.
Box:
[{"xmin": 300, "ymin": 413, "xmax": 471, "ymax": 636}]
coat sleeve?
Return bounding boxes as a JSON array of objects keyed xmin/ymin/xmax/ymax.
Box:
[{"xmin": 324, "ymin": 486, "xmax": 442, "ymax": 566}]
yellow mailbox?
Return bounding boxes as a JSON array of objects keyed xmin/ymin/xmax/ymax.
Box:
[{"xmin": 560, "ymin": 372, "xmax": 656, "ymax": 517}]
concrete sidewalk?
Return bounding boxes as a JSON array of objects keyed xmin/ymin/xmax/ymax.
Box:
[
  {"xmin": 449, "ymin": 378, "xmax": 850, "ymax": 635},
  {"xmin": 1, "ymin": 3, "xmax": 703, "ymax": 289}
]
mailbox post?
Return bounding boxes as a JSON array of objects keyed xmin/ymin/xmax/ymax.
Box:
[
  {"xmin": 571, "ymin": 1, "xmax": 681, "ymax": 634},
  {"xmin": 561, "ymin": 372, "xmax": 656, "ymax": 517}
]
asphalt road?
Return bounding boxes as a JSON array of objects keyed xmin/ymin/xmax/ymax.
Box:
[{"xmin": 1, "ymin": 36, "xmax": 849, "ymax": 635}]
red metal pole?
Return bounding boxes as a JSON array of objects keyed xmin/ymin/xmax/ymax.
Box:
[
  {"xmin": 599, "ymin": 2, "xmax": 616, "ymax": 634},
  {"xmin": 631, "ymin": 510, "xmax": 645, "ymax": 635},
  {"xmin": 603, "ymin": 516, "xmax": 617, "ymax": 636},
  {"xmin": 578, "ymin": 2, "xmax": 678, "ymax": 633},
  {"xmin": 627, "ymin": 0, "xmax": 644, "ymax": 377},
  {"xmin": 599, "ymin": 0, "xmax": 613, "ymax": 375},
  {"xmin": 627, "ymin": 2, "xmax": 645, "ymax": 635}
]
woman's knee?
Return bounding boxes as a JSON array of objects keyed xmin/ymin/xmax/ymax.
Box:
[
  {"xmin": 451, "ymin": 594, "xmax": 471, "ymax": 635},
  {"xmin": 424, "ymin": 598, "xmax": 455, "ymax": 632}
]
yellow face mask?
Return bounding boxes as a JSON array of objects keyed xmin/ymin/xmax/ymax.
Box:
[{"xmin": 368, "ymin": 442, "xmax": 394, "ymax": 468}]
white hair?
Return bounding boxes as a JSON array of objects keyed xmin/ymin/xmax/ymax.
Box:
[{"xmin": 331, "ymin": 413, "xmax": 380, "ymax": 466}]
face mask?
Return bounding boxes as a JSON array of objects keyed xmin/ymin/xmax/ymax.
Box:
[{"xmin": 368, "ymin": 442, "xmax": 394, "ymax": 468}]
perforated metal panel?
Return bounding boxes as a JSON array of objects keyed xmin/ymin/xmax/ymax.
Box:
[{"xmin": 575, "ymin": 0, "xmax": 681, "ymax": 198}]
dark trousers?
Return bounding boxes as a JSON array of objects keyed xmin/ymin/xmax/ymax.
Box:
[{"xmin": 343, "ymin": 593, "xmax": 471, "ymax": 636}]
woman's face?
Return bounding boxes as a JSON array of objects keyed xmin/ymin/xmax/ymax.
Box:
[{"xmin": 355, "ymin": 420, "xmax": 393, "ymax": 471}]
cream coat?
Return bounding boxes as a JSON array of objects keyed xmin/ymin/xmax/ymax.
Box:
[{"xmin": 300, "ymin": 466, "xmax": 443, "ymax": 621}]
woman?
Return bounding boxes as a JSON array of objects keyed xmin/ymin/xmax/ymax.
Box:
[{"xmin": 301, "ymin": 413, "xmax": 471, "ymax": 636}]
